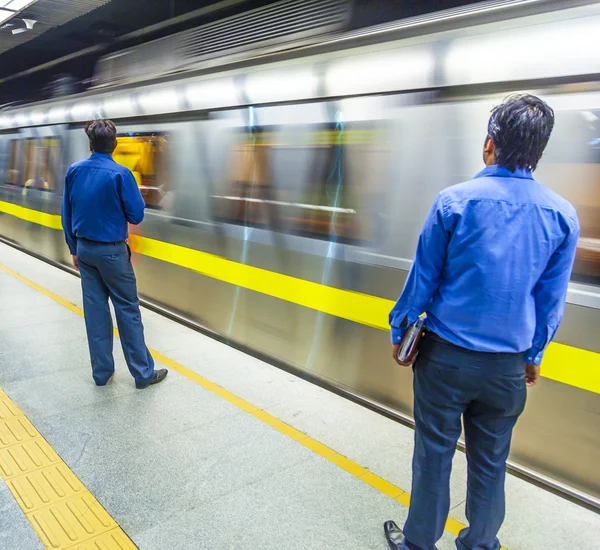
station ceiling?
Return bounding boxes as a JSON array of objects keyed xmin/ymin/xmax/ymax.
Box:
[
  {"xmin": 0, "ymin": 1, "xmax": 110, "ymax": 55},
  {"xmin": 0, "ymin": 0, "xmax": 478, "ymax": 104},
  {"xmin": 0, "ymin": 0, "xmax": 243, "ymax": 79}
]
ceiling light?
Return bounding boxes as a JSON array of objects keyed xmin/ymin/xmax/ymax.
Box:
[
  {"xmin": 138, "ymin": 87, "xmax": 180, "ymax": 115},
  {"xmin": 326, "ymin": 46, "xmax": 435, "ymax": 97},
  {"xmin": 5, "ymin": 0, "xmax": 38, "ymax": 11},
  {"xmin": 11, "ymin": 27, "xmax": 26, "ymax": 34},
  {"xmin": 71, "ymin": 101, "xmax": 100, "ymax": 121},
  {"xmin": 444, "ymin": 16, "xmax": 600, "ymax": 85},
  {"xmin": 103, "ymin": 94, "xmax": 135, "ymax": 118},
  {"xmin": 185, "ymin": 78, "xmax": 238, "ymax": 110},
  {"xmin": 0, "ymin": 9, "xmax": 12, "ymax": 25},
  {"xmin": 245, "ymin": 68, "xmax": 318, "ymax": 104},
  {"xmin": 0, "ymin": 114, "xmax": 13, "ymax": 129},
  {"xmin": 14, "ymin": 111, "xmax": 29, "ymax": 127},
  {"xmin": 47, "ymin": 105, "xmax": 69, "ymax": 124},
  {"xmin": 22, "ymin": 18, "xmax": 35, "ymax": 29},
  {"xmin": 30, "ymin": 109, "xmax": 46, "ymax": 125}
]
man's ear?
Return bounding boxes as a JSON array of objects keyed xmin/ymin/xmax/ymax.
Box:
[{"xmin": 483, "ymin": 136, "xmax": 496, "ymax": 165}]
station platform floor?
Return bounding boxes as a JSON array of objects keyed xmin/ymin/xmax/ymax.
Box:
[{"xmin": 0, "ymin": 241, "xmax": 599, "ymax": 550}]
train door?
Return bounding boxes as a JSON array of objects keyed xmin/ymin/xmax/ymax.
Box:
[
  {"xmin": 535, "ymin": 93, "xmax": 600, "ymax": 286},
  {"xmin": 379, "ymin": 93, "xmax": 458, "ymax": 263},
  {"xmin": 0, "ymin": 133, "xmax": 23, "ymax": 205}
]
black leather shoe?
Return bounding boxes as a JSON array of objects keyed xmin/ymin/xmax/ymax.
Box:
[
  {"xmin": 95, "ymin": 373, "xmax": 114, "ymax": 387},
  {"xmin": 136, "ymin": 369, "xmax": 168, "ymax": 389},
  {"xmin": 384, "ymin": 521, "xmax": 406, "ymax": 550}
]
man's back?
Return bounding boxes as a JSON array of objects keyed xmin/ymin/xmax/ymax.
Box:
[
  {"xmin": 64, "ymin": 152, "xmax": 144, "ymax": 249},
  {"xmin": 385, "ymin": 95, "xmax": 580, "ymax": 550},
  {"xmin": 427, "ymin": 164, "xmax": 579, "ymax": 354},
  {"xmin": 61, "ymin": 119, "xmax": 167, "ymax": 391}
]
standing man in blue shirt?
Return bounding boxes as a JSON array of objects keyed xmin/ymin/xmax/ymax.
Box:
[
  {"xmin": 384, "ymin": 95, "xmax": 579, "ymax": 550},
  {"xmin": 62, "ymin": 120, "xmax": 168, "ymax": 390}
]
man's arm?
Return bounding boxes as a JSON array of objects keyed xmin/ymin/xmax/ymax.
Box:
[
  {"xmin": 390, "ymin": 193, "xmax": 450, "ymax": 364},
  {"xmin": 119, "ymin": 170, "xmax": 146, "ymax": 225},
  {"xmin": 525, "ymin": 217, "xmax": 580, "ymax": 377},
  {"xmin": 61, "ymin": 168, "xmax": 78, "ymax": 266}
]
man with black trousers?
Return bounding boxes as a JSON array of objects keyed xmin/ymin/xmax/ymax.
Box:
[
  {"xmin": 62, "ymin": 120, "xmax": 168, "ymax": 389},
  {"xmin": 385, "ymin": 95, "xmax": 579, "ymax": 550}
]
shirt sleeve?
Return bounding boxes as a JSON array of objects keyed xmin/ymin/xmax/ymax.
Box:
[
  {"xmin": 61, "ymin": 168, "xmax": 77, "ymax": 256},
  {"xmin": 119, "ymin": 170, "xmax": 146, "ymax": 225},
  {"xmin": 525, "ymin": 217, "xmax": 580, "ymax": 366},
  {"xmin": 389, "ymin": 193, "xmax": 449, "ymax": 344}
]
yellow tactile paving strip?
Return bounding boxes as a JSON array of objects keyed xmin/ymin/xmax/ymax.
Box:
[
  {"xmin": 0, "ymin": 262, "xmax": 507, "ymax": 550},
  {"xmin": 0, "ymin": 389, "xmax": 137, "ymax": 550}
]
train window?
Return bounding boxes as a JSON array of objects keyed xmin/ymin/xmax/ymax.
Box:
[
  {"xmin": 22, "ymin": 138, "xmax": 60, "ymax": 193},
  {"xmin": 537, "ymin": 109, "xmax": 600, "ymax": 285},
  {"xmin": 4, "ymin": 140, "xmax": 22, "ymax": 186},
  {"xmin": 113, "ymin": 133, "xmax": 171, "ymax": 210},
  {"xmin": 216, "ymin": 130, "xmax": 277, "ymax": 230},
  {"xmin": 213, "ymin": 123, "xmax": 385, "ymax": 244}
]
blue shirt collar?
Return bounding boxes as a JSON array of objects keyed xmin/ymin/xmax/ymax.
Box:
[
  {"xmin": 474, "ymin": 164, "xmax": 533, "ymax": 180},
  {"xmin": 90, "ymin": 152, "xmax": 114, "ymax": 160}
]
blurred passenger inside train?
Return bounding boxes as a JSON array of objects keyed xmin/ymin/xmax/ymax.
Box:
[
  {"xmin": 385, "ymin": 95, "xmax": 579, "ymax": 550},
  {"xmin": 112, "ymin": 133, "xmax": 169, "ymax": 212},
  {"xmin": 61, "ymin": 120, "xmax": 168, "ymax": 390},
  {"xmin": 22, "ymin": 140, "xmax": 52, "ymax": 196}
]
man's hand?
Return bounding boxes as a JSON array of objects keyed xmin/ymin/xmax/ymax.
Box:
[
  {"xmin": 526, "ymin": 363, "xmax": 540, "ymax": 387},
  {"xmin": 392, "ymin": 344, "xmax": 415, "ymax": 367},
  {"xmin": 72, "ymin": 256, "xmax": 79, "ymax": 271}
]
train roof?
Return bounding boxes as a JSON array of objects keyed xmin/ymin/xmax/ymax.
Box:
[{"xmin": 1, "ymin": 0, "xmax": 600, "ymax": 130}]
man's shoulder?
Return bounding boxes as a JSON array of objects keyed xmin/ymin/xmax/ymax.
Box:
[
  {"xmin": 67, "ymin": 158, "xmax": 89, "ymax": 172},
  {"xmin": 68, "ymin": 156, "xmax": 127, "ymax": 176},
  {"xmin": 439, "ymin": 174, "xmax": 578, "ymax": 223},
  {"xmin": 438, "ymin": 178, "xmax": 485, "ymax": 204},
  {"xmin": 533, "ymin": 182, "xmax": 578, "ymax": 221}
]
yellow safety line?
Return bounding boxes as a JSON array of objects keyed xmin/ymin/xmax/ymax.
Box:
[
  {"xmin": 0, "ymin": 262, "xmax": 506, "ymax": 548},
  {"xmin": 1, "ymin": 200, "xmax": 599, "ymax": 395},
  {"xmin": 0, "ymin": 200, "xmax": 62, "ymax": 231},
  {"xmin": 0, "ymin": 389, "xmax": 137, "ymax": 549}
]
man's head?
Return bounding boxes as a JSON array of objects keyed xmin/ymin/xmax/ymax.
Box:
[
  {"xmin": 85, "ymin": 119, "xmax": 117, "ymax": 154},
  {"xmin": 483, "ymin": 94, "xmax": 554, "ymax": 172}
]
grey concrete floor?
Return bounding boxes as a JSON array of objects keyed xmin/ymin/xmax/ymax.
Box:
[{"xmin": 0, "ymin": 242, "xmax": 599, "ymax": 550}]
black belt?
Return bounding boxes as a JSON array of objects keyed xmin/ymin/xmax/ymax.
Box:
[
  {"xmin": 78, "ymin": 237, "xmax": 125, "ymax": 246},
  {"xmin": 426, "ymin": 331, "xmax": 454, "ymax": 346},
  {"xmin": 426, "ymin": 330, "xmax": 523, "ymax": 357}
]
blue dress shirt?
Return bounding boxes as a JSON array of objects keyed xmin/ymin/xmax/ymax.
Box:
[
  {"xmin": 389, "ymin": 165, "xmax": 580, "ymax": 366},
  {"xmin": 61, "ymin": 152, "xmax": 146, "ymax": 256}
]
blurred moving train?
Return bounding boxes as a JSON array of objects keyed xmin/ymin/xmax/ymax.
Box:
[{"xmin": 1, "ymin": 0, "xmax": 599, "ymax": 507}]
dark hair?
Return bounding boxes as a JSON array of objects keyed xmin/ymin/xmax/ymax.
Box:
[
  {"xmin": 85, "ymin": 119, "xmax": 117, "ymax": 154},
  {"xmin": 487, "ymin": 94, "xmax": 554, "ymax": 172}
]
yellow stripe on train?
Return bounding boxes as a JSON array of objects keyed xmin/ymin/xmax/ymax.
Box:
[
  {"xmin": 133, "ymin": 235, "xmax": 392, "ymax": 331},
  {"xmin": 0, "ymin": 200, "xmax": 63, "ymax": 231},
  {"xmin": 1, "ymin": 199, "xmax": 599, "ymax": 395}
]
